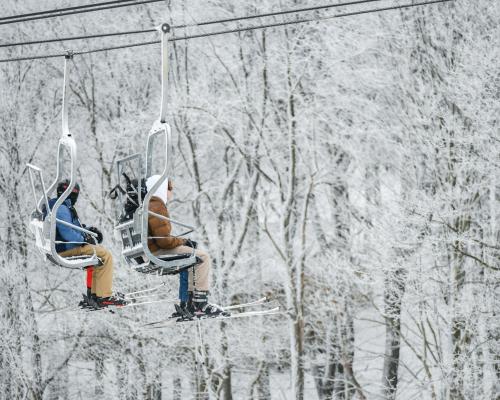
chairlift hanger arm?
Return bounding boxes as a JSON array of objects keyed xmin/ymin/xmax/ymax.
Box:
[
  {"xmin": 25, "ymin": 54, "xmax": 99, "ymax": 270},
  {"xmin": 112, "ymin": 23, "xmax": 197, "ymax": 274},
  {"xmin": 62, "ymin": 52, "xmax": 74, "ymax": 138},
  {"xmin": 138, "ymin": 24, "xmax": 198, "ymax": 270},
  {"xmin": 157, "ymin": 23, "xmax": 170, "ymax": 124},
  {"xmin": 49, "ymin": 55, "xmax": 99, "ymax": 268}
]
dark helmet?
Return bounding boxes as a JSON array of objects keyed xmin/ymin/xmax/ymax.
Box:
[{"xmin": 57, "ymin": 179, "xmax": 80, "ymax": 205}]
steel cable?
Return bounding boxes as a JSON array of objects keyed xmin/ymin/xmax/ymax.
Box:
[
  {"xmin": 0, "ymin": 29, "xmax": 156, "ymax": 48},
  {"xmin": 0, "ymin": 0, "xmax": 454, "ymax": 63},
  {"xmin": 0, "ymin": 0, "xmax": 386, "ymax": 48},
  {"xmin": 0, "ymin": 0, "xmax": 165, "ymax": 26},
  {"xmin": 0, "ymin": 0, "xmax": 146, "ymax": 21}
]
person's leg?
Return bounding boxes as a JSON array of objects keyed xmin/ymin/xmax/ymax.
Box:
[
  {"xmin": 190, "ymin": 249, "xmax": 210, "ymax": 292},
  {"xmin": 153, "ymin": 245, "xmax": 211, "ymax": 292},
  {"xmin": 153, "ymin": 245, "xmax": 224, "ymax": 315},
  {"xmin": 59, "ymin": 245, "xmax": 114, "ymax": 298},
  {"xmin": 185, "ymin": 249, "xmax": 225, "ymax": 315},
  {"xmin": 154, "ymin": 246, "xmax": 195, "ymax": 316},
  {"xmin": 91, "ymin": 246, "xmax": 114, "ymax": 298},
  {"xmin": 179, "ymin": 270, "xmax": 189, "ymax": 303},
  {"xmin": 86, "ymin": 267, "xmax": 94, "ymax": 297},
  {"xmin": 154, "ymin": 246, "xmax": 193, "ymax": 299}
]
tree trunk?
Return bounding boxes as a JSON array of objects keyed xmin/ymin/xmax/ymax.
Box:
[
  {"xmin": 256, "ymin": 364, "xmax": 271, "ymax": 400},
  {"xmin": 173, "ymin": 376, "xmax": 182, "ymax": 400},
  {"xmin": 95, "ymin": 356, "xmax": 105, "ymax": 398},
  {"xmin": 382, "ymin": 268, "xmax": 406, "ymax": 399}
]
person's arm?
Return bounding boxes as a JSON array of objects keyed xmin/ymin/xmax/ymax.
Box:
[
  {"xmin": 55, "ymin": 204, "xmax": 85, "ymax": 244},
  {"xmin": 149, "ymin": 200, "xmax": 186, "ymax": 249}
]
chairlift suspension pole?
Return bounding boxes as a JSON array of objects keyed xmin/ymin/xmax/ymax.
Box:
[
  {"xmin": 62, "ymin": 52, "xmax": 73, "ymax": 138},
  {"xmin": 159, "ymin": 23, "xmax": 170, "ymax": 124}
]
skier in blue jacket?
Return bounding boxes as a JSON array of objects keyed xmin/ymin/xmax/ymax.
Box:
[{"xmin": 47, "ymin": 180, "xmax": 126, "ymax": 308}]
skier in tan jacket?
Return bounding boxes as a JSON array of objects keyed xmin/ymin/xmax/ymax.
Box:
[{"xmin": 146, "ymin": 175, "xmax": 226, "ymax": 317}]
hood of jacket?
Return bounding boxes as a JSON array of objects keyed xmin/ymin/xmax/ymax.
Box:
[{"xmin": 146, "ymin": 175, "xmax": 168, "ymax": 204}]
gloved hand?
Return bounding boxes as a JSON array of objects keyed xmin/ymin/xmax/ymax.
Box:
[
  {"xmin": 83, "ymin": 233, "xmax": 96, "ymax": 245},
  {"xmin": 87, "ymin": 227, "xmax": 103, "ymax": 244},
  {"xmin": 184, "ymin": 239, "xmax": 198, "ymax": 249}
]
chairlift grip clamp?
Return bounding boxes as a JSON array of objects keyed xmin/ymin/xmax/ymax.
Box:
[{"xmin": 64, "ymin": 50, "xmax": 74, "ymax": 60}]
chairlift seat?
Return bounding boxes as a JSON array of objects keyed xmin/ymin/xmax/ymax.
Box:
[
  {"xmin": 30, "ymin": 215, "xmax": 103, "ymax": 269},
  {"xmin": 46, "ymin": 254, "xmax": 103, "ymax": 269},
  {"xmin": 116, "ymin": 217, "xmax": 199, "ymax": 275},
  {"xmin": 135, "ymin": 254, "xmax": 201, "ymax": 276}
]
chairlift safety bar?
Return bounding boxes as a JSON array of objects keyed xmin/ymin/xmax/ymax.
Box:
[
  {"xmin": 147, "ymin": 210, "xmax": 195, "ymax": 232},
  {"xmin": 55, "ymin": 218, "xmax": 99, "ymax": 237}
]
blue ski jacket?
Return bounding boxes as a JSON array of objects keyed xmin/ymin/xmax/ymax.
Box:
[{"xmin": 46, "ymin": 198, "xmax": 85, "ymax": 252}]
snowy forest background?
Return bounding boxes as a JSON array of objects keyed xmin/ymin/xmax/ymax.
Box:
[{"xmin": 1, "ymin": 0, "xmax": 499, "ymax": 399}]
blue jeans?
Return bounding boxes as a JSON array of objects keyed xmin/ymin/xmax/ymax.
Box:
[{"xmin": 179, "ymin": 270, "xmax": 189, "ymax": 302}]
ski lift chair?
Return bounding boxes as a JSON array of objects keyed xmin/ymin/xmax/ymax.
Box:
[
  {"xmin": 26, "ymin": 54, "xmax": 101, "ymax": 270},
  {"xmin": 27, "ymin": 163, "xmax": 102, "ymax": 270},
  {"xmin": 114, "ymin": 139, "xmax": 200, "ymax": 276},
  {"xmin": 113, "ymin": 24, "xmax": 199, "ymax": 276}
]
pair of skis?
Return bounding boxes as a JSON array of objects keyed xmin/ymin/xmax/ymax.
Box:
[
  {"xmin": 81, "ymin": 285, "xmax": 176, "ymax": 313},
  {"xmin": 143, "ymin": 297, "xmax": 280, "ymax": 329},
  {"xmin": 43, "ymin": 284, "xmax": 175, "ymax": 315}
]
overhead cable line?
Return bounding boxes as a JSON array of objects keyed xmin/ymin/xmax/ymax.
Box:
[
  {"xmin": 174, "ymin": 0, "xmax": 456, "ymax": 42},
  {"xmin": 0, "ymin": 0, "xmax": 454, "ymax": 63},
  {"xmin": 0, "ymin": 0, "xmax": 165, "ymax": 26},
  {"xmin": 0, "ymin": 28, "xmax": 156, "ymax": 48},
  {"xmin": 0, "ymin": 0, "xmax": 142, "ymax": 21},
  {"xmin": 1, "ymin": 0, "xmax": 386, "ymax": 48},
  {"xmin": 177, "ymin": 0, "xmax": 386, "ymax": 29}
]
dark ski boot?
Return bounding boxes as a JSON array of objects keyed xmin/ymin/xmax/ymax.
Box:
[
  {"xmin": 190, "ymin": 290, "xmax": 229, "ymax": 318},
  {"xmin": 171, "ymin": 301, "xmax": 194, "ymax": 321},
  {"xmin": 93, "ymin": 294, "xmax": 128, "ymax": 309},
  {"xmin": 79, "ymin": 288, "xmax": 94, "ymax": 309},
  {"xmin": 171, "ymin": 291, "xmax": 194, "ymax": 319}
]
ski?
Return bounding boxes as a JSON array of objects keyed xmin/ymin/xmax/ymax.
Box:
[
  {"xmin": 122, "ymin": 292, "xmax": 168, "ymax": 301},
  {"xmin": 117, "ymin": 297, "xmax": 176, "ymax": 309},
  {"xmin": 44, "ymin": 296, "xmax": 175, "ymax": 315},
  {"xmin": 142, "ymin": 297, "xmax": 271, "ymax": 327},
  {"xmin": 86, "ymin": 297, "xmax": 177, "ymax": 313},
  {"xmin": 146, "ymin": 307, "xmax": 281, "ymax": 329},
  {"xmin": 223, "ymin": 296, "xmax": 268, "ymax": 311},
  {"xmin": 122, "ymin": 283, "xmax": 167, "ymax": 299}
]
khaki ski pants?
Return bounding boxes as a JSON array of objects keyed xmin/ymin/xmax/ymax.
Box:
[
  {"xmin": 59, "ymin": 245, "xmax": 114, "ymax": 298},
  {"xmin": 154, "ymin": 245, "xmax": 210, "ymax": 291}
]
